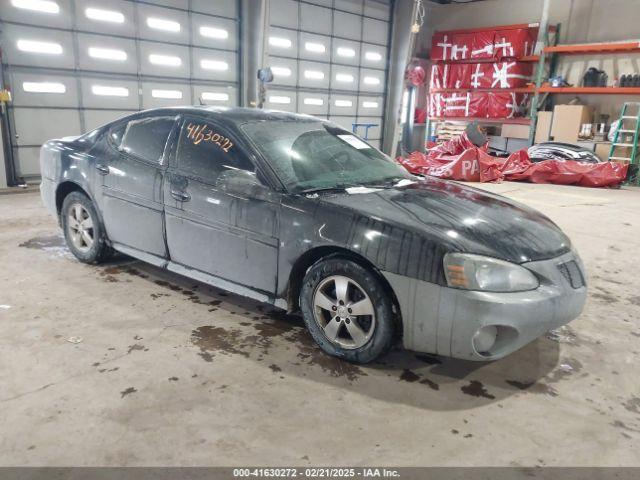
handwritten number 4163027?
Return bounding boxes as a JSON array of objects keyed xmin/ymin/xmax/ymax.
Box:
[{"xmin": 186, "ymin": 123, "xmax": 234, "ymax": 152}]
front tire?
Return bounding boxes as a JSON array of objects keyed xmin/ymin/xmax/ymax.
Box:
[
  {"xmin": 61, "ymin": 191, "xmax": 111, "ymax": 264},
  {"xmin": 300, "ymin": 257, "xmax": 395, "ymax": 363}
]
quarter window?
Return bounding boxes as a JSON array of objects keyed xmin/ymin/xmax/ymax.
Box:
[
  {"xmin": 176, "ymin": 119, "xmax": 255, "ymax": 183},
  {"xmin": 119, "ymin": 116, "xmax": 176, "ymax": 164}
]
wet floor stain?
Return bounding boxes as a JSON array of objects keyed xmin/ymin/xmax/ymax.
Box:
[
  {"xmin": 414, "ymin": 354, "xmax": 442, "ymax": 365},
  {"xmin": 127, "ymin": 344, "xmax": 147, "ymax": 354},
  {"xmin": 191, "ymin": 326, "xmax": 250, "ymax": 360},
  {"xmin": 546, "ymin": 326, "xmax": 579, "ymax": 345},
  {"xmin": 168, "ymin": 377, "xmax": 179, "ymax": 382},
  {"xmin": 19, "ymin": 235, "xmax": 65, "ymax": 250},
  {"xmin": 505, "ymin": 380, "xmax": 558, "ymax": 397},
  {"xmin": 628, "ymin": 296, "xmax": 640, "ymax": 306},
  {"xmin": 120, "ymin": 387, "xmax": 137, "ymax": 398},
  {"xmin": 592, "ymin": 292, "xmax": 618, "ymax": 304},
  {"xmin": 623, "ymin": 397, "xmax": 640, "ymax": 414},
  {"xmin": 461, "ymin": 380, "xmax": 495, "ymax": 400},
  {"xmin": 269, "ymin": 364, "xmax": 282, "ymax": 373},
  {"xmin": 399, "ymin": 369, "xmax": 420, "ymax": 383}
]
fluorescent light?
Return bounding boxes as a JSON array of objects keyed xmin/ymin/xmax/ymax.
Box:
[
  {"xmin": 271, "ymin": 66, "xmax": 292, "ymax": 77},
  {"xmin": 85, "ymin": 7, "xmax": 124, "ymax": 23},
  {"xmin": 11, "ymin": 0, "xmax": 59, "ymax": 14},
  {"xmin": 337, "ymin": 47, "xmax": 355, "ymax": 57},
  {"xmin": 334, "ymin": 99, "xmax": 352, "ymax": 107},
  {"xmin": 269, "ymin": 37, "xmax": 291, "ymax": 48},
  {"xmin": 305, "ymin": 42, "xmax": 325, "ymax": 53},
  {"xmin": 149, "ymin": 54, "xmax": 182, "ymax": 67},
  {"xmin": 91, "ymin": 85, "xmax": 129, "ymax": 97},
  {"xmin": 199, "ymin": 26, "xmax": 228, "ymax": 40},
  {"xmin": 365, "ymin": 51, "xmax": 382, "ymax": 61},
  {"xmin": 269, "ymin": 95, "xmax": 291, "ymax": 104},
  {"xmin": 17, "ymin": 39, "xmax": 62, "ymax": 54},
  {"xmin": 147, "ymin": 17, "xmax": 180, "ymax": 32},
  {"xmin": 362, "ymin": 101, "xmax": 379, "ymax": 108},
  {"xmin": 303, "ymin": 97, "xmax": 323, "ymax": 106},
  {"xmin": 22, "ymin": 81, "xmax": 65, "ymax": 93},
  {"xmin": 200, "ymin": 59, "xmax": 229, "ymax": 71},
  {"xmin": 201, "ymin": 92, "xmax": 229, "ymax": 102},
  {"xmin": 363, "ymin": 76, "xmax": 380, "ymax": 85},
  {"xmin": 152, "ymin": 89, "xmax": 182, "ymax": 99},
  {"xmin": 88, "ymin": 47, "xmax": 127, "ymax": 61},
  {"xmin": 335, "ymin": 73, "xmax": 354, "ymax": 83},
  {"xmin": 304, "ymin": 70, "xmax": 324, "ymax": 80}
]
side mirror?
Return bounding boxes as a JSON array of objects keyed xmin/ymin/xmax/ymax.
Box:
[{"xmin": 216, "ymin": 169, "xmax": 273, "ymax": 201}]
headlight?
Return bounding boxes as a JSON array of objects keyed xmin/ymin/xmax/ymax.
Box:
[{"xmin": 443, "ymin": 253, "xmax": 539, "ymax": 292}]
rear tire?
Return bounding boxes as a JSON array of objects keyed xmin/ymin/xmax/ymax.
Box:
[
  {"xmin": 300, "ymin": 257, "xmax": 395, "ymax": 363},
  {"xmin": 61, "ymin": 191, "xmax": 111, "ymax": 264}
]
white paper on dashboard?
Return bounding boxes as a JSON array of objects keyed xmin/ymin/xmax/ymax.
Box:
[{"xmin": 337, "ymin": 135, "xmax": 370, "ymax": 150}]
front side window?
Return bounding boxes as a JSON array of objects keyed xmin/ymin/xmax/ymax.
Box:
[
  {"xmin": 175, "ymin": 118, "xmax": 255, "ymax": 184},
  {"xmin": 119, "ymin": 116, "xmax": 176, "ymax": 164},
  {"xmin": 240, "ymin": 120, "xmax": 411, "ymax": 193}
]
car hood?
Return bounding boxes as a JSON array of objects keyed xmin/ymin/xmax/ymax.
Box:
[{"xmin": 318, "ymin": 178, "xmax": 571, "ymax": 264}]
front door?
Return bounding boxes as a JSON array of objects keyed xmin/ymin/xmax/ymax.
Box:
[
  {"xmin": 163, "ymin": 116, "xmax": 279, "ymax": 294},
  {"xmin": 99, "ymin": 114, "xmax": 178, "ymax": 258}
]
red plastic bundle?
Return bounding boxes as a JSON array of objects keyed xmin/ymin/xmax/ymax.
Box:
[{"xmin": 397, "ymin": 133, "xmax": 629, "ymax": 188}]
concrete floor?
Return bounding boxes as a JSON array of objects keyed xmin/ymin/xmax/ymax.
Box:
[{"xmin": 0, "ymin": 182, "xmax": 639, "ymax": 467}]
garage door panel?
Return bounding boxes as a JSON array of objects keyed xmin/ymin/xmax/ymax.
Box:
[
  {"xmin": 360, "ymin": 69, "xmax": 385, "ymax": 93},
  {"xmin": 139, "ymin": 41, "xmax": 190, "ymax": 78},
  {"xmin": 137, "ymin": 3, "xmax": 189, "ymax": 44},
  {"xmin": 2, "ymin": 24, "xmax": 75, "ymax": 69},
  {"xmin": 13, "ymin": 108, "xmax": 81, "ymax": 146},
  {"xmin": 331, "ymin": 66, "xmax": 360, "ymax": 92},
  {"xmin": 193, "ymin": 85, "xmax": 238, "ymax": 106},
  {"xmin": 192, "ymin": 13, "xmax": 238, "ymax": 50},
  {"xmin": 192, "ymin": 48, "xmax": 237, "ymax": 82},
  {"xmin": 299, "ymin": 33, "xmax": 331, "ymax": 62},
  {"xmin": 9, "ymin": 71, "xmax": 79, "ymax": 108},
  {"xmin": 329, "ymin": 95, "xmax": 357, "ymax": 116},
  {"xmin": 0, "ymin": 0, "xmax": 73, "ymax": 29},
  {"xmin": 298, "ymin": 92, "xmax": 329, "ymax": 116},
  {"xmin": 269, "ymin": 0, "xmax": 299, "ymax": 28},
  {"xmin": 363, "ymin": 17, "xmax": 389, "ymax": 45},
  {"xmin": 12, "ymin": 147, "xmax": 41, "ymax": 178},
  {"xmin": 141, "ymin": 82, "xmax": 191, "ymax": 109},
  {"xmin": 80, "ymin": 77, "xmax": 139, "ymax": 109},
  {"xmin": 300, "ymin": 4, "xmax": 331, "ymax": 34},
  {"xmin": 340, "ymin": 0, "xmax": 364, "ymax": 14},
  {"xmin": 83, "ymin": 109, "xmax": 135, "ymax": 131},
  {"xmin": 142, "ymin": 0, "xmax": 189, "ymax": 9},
  {"xmin": 74, "ymin": 0, "xmax": 136, "ymax": 37},
  {"xmin": 77, "ymin": 34, "xmax": 138, "ymax": 74},
  {"xmin": 299, "ymin": 61, "xmax": 330, "ymax": 89},
  {"xmin": 358, "ymin": 95, "xmax": 384, "ymax": 116},
  {"xmin": 361, "ymin": 43, "xmax": 386, "ymax": 68},
  {"xmin": 269, "ymin": 58, "xmax": 298, "ymax": 87},
  {"xmin": 192, "ymin": 0, "xmax": 237, "ymax": 18},
  {"xmin": 268, "ymin": 27, "xmax": 298, "ymax": 59},
  {"xmin": 265, "ymin": 90, "xmax": 297, "ymax": 112},
  {"xmin": 328, "ymin": 116, "xmax": 357, "ymax": 132},
  {"xmin": 364, "ymin": 1, "xmax": 391, "ymax": 20},
  {"xmin": 332, "ymin": 39, "xmax": 361, "ymax": 67},
  {"xmin": 333, "ymin": 11, "xmax": 362, "ymax": 41}
]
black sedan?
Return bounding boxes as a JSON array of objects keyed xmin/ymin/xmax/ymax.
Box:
[{"xmin": 40, "ymin": 107, "xmax": 587, "ymax": 363}]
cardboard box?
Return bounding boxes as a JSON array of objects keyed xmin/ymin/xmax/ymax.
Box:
[
  {"xmin": 594, "ymin": 142, "xmax": 611, "ymax": 161},
  {"xmin": 535, "ymin": 111, "xmax": 553, "ymax": 143},
  {"xmin": 550, "ymin": 105, "xmax": 593, "ymax": 143},
  {"xmin": 501, "ymin": 124, "xmax": 530, "ymax": 139}
]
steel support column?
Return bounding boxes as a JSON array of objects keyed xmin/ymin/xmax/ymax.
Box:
[
  {"xmin": 381, "ymin": 0, "xmax": 418, "ymax": 157},
  {"xmin": 240, "ymin": 0, "xmax": 268, "ymax": 108}
]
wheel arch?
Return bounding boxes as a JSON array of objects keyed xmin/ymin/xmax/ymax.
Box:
[
  {"xmin": 55, "ymin": 181, "xmax": 89, "ymax": 215},
  {"xmin": 286, "ymin": 246, "xmax": 403, "ymax": 335}
]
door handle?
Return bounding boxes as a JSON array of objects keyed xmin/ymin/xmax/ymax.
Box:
[
  {"xmin": 96, "ymin": 164, "xmax": 110, "ymax": 175},
  {"xmin": 170, "ymin": 189, "xmax": 191, "ymax": 202}
]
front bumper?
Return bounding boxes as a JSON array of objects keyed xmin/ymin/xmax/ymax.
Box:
[{"xmin": 383, "ymin": 250, "xmax": 587, "ymax": 361}]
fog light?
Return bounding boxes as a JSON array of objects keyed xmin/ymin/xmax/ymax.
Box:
[{"xmin": 473, "ymin": 325, "xmax": 498, "ymax": 354}]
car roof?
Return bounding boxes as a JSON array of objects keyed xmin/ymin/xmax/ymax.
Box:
[{"xmin": 124, "ymin": 106, "xmax": 322, "ymax": 126}]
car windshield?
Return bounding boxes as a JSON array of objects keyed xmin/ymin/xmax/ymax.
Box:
[{"xmin": 240, "ymin": 119, "xmax": 413, "ymax": 193}]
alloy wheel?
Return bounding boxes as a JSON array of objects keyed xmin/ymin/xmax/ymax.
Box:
[{"xmin": 67, "ymin": 203, "xmax": 94, "ymax": 253}]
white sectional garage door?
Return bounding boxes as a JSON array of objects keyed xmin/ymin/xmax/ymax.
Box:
[
  {"xmin": 0, "ymin": 0, "xmax": 239, "ymax": 181},
  {"xmin": 265, "ymin": 0, "xmax": 391, "ymax": 149}
]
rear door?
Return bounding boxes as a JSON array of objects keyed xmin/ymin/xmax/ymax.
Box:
[
  {"xmin": 98, "ymin": 114, "xmax": 178, "ymax": 258},
  {"xmin": 164, "ymin": 115, "xmax": 279, "ymax": 293}
]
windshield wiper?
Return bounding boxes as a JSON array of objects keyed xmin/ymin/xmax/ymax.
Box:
[{"xmin": 298, "ymin": 185, "xmax": 353, "ymax": 195}]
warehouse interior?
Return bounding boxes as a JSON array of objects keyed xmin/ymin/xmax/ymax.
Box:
[{"xmin": 1, "ymin": 0, "xmax": 639, "ymax": 474}]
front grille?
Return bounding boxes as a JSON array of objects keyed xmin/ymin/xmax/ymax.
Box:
[{"xmin": 557, "ymin": 260, "xmax": 586, "ymax": 289}]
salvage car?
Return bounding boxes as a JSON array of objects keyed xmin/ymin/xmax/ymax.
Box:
[{"xmin": 40, "ymin": 107, "xmax": 587, "ymax": 363}]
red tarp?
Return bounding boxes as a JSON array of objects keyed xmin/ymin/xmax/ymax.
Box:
[{"xmin": 397, "ymin": 133, "xmax": 629, "ymax": 187}]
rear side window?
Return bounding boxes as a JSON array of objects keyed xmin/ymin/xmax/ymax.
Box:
[
  {"xmin": 176, "ymin": 118, "xmax": 255, "ymax": 183},
  {"xmin": 119, "ymin": 116, "xmax": 176, "ymax": 164}
]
